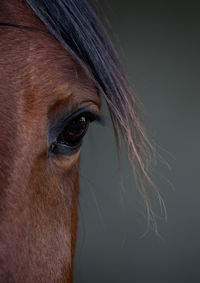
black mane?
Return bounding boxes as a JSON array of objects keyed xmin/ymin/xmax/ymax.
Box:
[{"xmin": 25, "ymin": 0, "xmax": 158, "ymax": 228}]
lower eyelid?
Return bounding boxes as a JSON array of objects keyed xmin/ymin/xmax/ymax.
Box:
[{"xmin": 49, "ymin": 142, "xmax": 82, "ymax": 156}]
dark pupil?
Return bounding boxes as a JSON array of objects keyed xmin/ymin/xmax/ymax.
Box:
[{"xmin": 57, "ymin": 115, "xmax": 89, "ymax": 147}]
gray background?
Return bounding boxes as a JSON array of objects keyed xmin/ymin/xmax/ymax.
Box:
[{"xmin": 74, "ymin": 1, "xmax": 200, "ymax": 282}]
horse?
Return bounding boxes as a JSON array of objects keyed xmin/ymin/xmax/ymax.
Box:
[{"xmin": 0, "ymin": 0, "xmax": 154, "ymax": 282}]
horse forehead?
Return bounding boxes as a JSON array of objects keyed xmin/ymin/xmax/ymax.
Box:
[
  {"xmin": 0, "ymin": 0, "xmax": 100, "ymax": 108},
  {"xmin": 0, "ymin": 0, "xmax": 92, "ymax": 84},
  {"xmin": 26, "ymin": 34, "xmax": 100, "ymax": 106},
  {"xmin": 27, "ymin": 33, "xmax": 89, "ymax": 83}
]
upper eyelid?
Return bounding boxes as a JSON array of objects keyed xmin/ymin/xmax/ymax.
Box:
[
  {"xmin": 48, "ymin": 107, "xmax": 104, "ymax": 145},
  {"xmin": 49, "ymin": 102, "xmax": 103, "ymax": 126},
  {"xmin": 63, "ymin": 108, "xmax": 104, "ymax": 125}
]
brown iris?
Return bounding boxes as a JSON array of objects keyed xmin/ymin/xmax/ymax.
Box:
[{"xmin": 56, "ymin": 115, "xmax": 89, "ymax": 148}]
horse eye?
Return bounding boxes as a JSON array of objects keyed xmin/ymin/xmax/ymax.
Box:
[
  {"xmin": 57, "ymin": 115, "xmax": 89, "ymax": 147},
  {"xmin": 50, "ymin": 113, "xmax": 94, "ymax": 154}
]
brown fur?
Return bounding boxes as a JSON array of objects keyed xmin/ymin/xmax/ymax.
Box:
[{"xmin": 0, "ymin": 1, "xmax": 101, "ymax": 281}]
